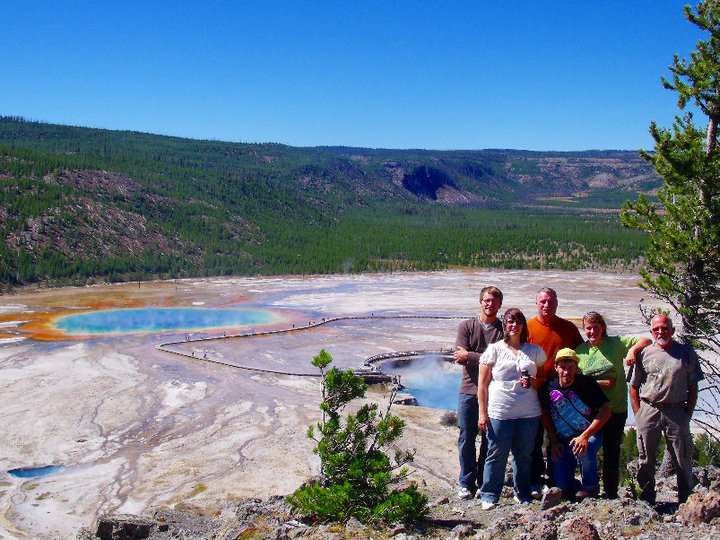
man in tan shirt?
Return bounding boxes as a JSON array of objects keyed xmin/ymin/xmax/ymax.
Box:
[{"xmin": 629, "ymin": 314, "xmax": 704, "ymax": 504}]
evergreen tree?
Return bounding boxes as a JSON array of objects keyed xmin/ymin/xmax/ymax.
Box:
[
  {"xmin": 621, "ymin": 0, "xmax": 720, "ymax": 440},
  {"xmin": 288, "ymin": 350, "xmax": 428, "ymax": 524}
]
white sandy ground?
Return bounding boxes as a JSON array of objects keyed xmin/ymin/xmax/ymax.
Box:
[{"xmin": 0, "ymin": 269, "xmax": 707, "ymax": 539}]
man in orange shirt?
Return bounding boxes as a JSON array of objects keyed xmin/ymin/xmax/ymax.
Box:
[{"xmin": 527, "ymin": 287, "xmax": 583, "ymax": 496}]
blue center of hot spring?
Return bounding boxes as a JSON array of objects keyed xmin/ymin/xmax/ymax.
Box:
[
  {"xmin": 384, "ymin": 356, "xmax": 460, "ymax": 411},
  {"xmin": 8, "ymin": 466, "xmax": 63, "ymax": 478},
  {"xmin": 54, "ymin": 308, "xmax": 278, "ymax": 335}
]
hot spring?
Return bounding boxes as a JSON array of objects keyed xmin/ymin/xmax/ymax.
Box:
[
  {"xmin": 8, "ymin": 465, "xmax": 63, "ymax": 478},
  {"xmin": 382, "ymin": 355, "xmax": 460, "ymax": 411},
  {"xmin": 53, "ymin": 307, "xmax": 280, "ymax": 335}
]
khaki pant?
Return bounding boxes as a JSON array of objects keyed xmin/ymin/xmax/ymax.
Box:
[{"xmin": 635, "ymin": 402, "xmax": 694, "ymax": 503}]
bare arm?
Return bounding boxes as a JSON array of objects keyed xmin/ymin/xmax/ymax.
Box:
[
  {"xmin": 595, "ymin": 378, "xmax": 616, "ymax": 389},
  {"xmin": 477, "ymin": 364, "xmax": 492, "ymax": 432},
  {"xmin": 570, "ymin": 402, "xmax": 611, "ymax": 456},
  {"xmin": 629, "ymin": 385, "xmax": 640, "ymax": 415},
  {"xmin": 625, "ymin": 337, "xmax": 652, "ymax": 366}
]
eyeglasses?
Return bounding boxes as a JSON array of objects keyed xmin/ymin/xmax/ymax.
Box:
[{"xmin": 651, "ymin": 326, "xmax": 671, "ymax": 334}]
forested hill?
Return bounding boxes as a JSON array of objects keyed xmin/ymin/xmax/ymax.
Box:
[{"xmin": 0, "ymin": 116, "xmax": 657, "ymax": 287}]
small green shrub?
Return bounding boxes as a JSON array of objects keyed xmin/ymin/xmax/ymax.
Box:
[
  {"xmin": 617, "ymin": 427, "xmax": 638, "ymax": 487},
  {"xmin": 618, "ymin": 427, "xmax": 720, "ymax": 488},
  {"xmin": 287, "ymin": 349, "xmax": 428, "ymax": 524},
  {"xmin": 694, "ymin": 432, "xmax": 720, "ymax": 466}
]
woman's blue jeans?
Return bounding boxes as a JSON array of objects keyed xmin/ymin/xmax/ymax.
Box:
[
  {"xmin": 480, "ymin": 416, "xmax": 539, "ymax": 503},
  {"xmin": 553, "ymin": 433, "xmax": 603, "ymax": 495}
]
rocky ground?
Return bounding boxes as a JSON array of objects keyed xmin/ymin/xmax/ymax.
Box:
[{"xmin": 79, "ymin": 466, "xmax": 720, "ymax": 539}]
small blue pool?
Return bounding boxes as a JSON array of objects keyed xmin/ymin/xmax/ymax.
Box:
[
  {"xmin": 54, "ymin": 308, "xmax": 279, "ymax": 335},
  {"xmin": 8, "ymin": 465, "xmax": 63, "ymax": 478},
  {"xmin": 384, "ymin": 356, "xmax": 460, "ymax": 411}
]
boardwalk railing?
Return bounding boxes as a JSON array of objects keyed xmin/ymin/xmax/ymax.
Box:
[{"xmin": 156, "ymin": 314, "xmax": 465, "ymax": 377}]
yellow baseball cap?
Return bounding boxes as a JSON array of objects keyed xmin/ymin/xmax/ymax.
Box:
[{"xmin": 555, "ymin": 348, "xmax": 579, "ymax": 363}]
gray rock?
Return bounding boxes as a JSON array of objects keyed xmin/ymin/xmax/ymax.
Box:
[
  {"xmin": 540, "ymin": 487, "xmax": 563, "ymax": 510},
  {"xmin": 394, "ymin": 393, "xmax": 419, "ymax": 406},
  {"xmin": 558, "ymin": 517, "xmax": 600, "ymax": 540},
  {"xmin": 618, "ymin": 485, "xmax": 635, "ymax": 499},
  {"xmin": 93, "ymin": 514, "xmax": 167, "ymax": 540},
  {"xmin": 695, "ymin": 466, "xmax": 720, "ymax": 488},
  {"xmin": 450, "ymin": 523, "xmax": 475, "ymax": 538},
  {"xmin": 345, "ymin": 516, "xmax": 366, "ymax": 534},
  {"xmin": 626, "ymin": 458, "xmax": 640, "ymax": 479},
  {"xmin": 529, "ymin": 520, "xmax": 557, "ymax": 540},
  {"xmin": 153, "ymin": 508, "xmax": 216, "ymax": 538},
  {"xmin": 676, "ymin": 490, "xmax": 720, "ymax": 524}
]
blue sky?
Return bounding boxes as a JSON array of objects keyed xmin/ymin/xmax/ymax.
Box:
[{"xmin": 2, "ymin": 1, "xmax": 704, "ymax": 151}]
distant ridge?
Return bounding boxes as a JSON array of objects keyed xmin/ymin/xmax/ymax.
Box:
[{"xmin": 0, "ymin": 116, "xmax": 656, "ymax": 287}]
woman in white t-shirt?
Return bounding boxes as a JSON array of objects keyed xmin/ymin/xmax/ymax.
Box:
[{"xmin": 477, "ymin": 307, "xmax": 546, "ymax": 508}]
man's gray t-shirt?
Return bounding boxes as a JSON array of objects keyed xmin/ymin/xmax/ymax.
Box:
[
  {"xmin": 629, "ymin": 342, "xmax": 704, "ymax": 404},
  {"xmin": 455, "ymin": 317, "xmax": 504, "ymax": 395}
]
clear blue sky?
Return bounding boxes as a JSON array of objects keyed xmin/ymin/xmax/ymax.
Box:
[{"xmin": 2, "ymin": 1, "xmax": 705, "ymax": 151}]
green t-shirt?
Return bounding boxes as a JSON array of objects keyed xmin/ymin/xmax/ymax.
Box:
[{"xmin": 575, "ymin": 335, "xmax": 638, "ymax": 414}]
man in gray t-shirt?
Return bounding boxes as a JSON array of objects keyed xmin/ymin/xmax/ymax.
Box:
[
  {"xmin": 454, "ymin": 286, "xmax": 503, "ymax": 500},
  {"xmin": 629, "ymin": 314, "xmax": 704, "ymax": 504}
]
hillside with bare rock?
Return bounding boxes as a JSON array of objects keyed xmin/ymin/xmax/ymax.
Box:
[{"xmin": 1, "ymin": 117, "xmax": 658, "ymax": 286}]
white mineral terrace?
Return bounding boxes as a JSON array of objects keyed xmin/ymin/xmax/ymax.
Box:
[{"xmin": 0, "ymin": 269, "xmax": 681, "ymax": 539}]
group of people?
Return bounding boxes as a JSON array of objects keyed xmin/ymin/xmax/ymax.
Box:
[{"xmin": 454, "ymin": 286, "xmax": 703, "ymax": 509}]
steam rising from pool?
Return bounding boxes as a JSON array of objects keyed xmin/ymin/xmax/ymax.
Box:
[
  {"xmin": 54, "ymin": 307, "xmax": 279, "ymax": 335},
  {"xmin": 384, "ymin": 355, "xmax": 460, "ymax": 411}
]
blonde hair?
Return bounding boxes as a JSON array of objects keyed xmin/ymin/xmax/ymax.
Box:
[{"xmin": 582, "ymin": 312, "xmax": 608, "ymax": 337}]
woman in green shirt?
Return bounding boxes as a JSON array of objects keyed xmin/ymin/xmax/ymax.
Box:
[{"xmin": 575, "ymin": 312, "xmax": 651, "ymax": 498}]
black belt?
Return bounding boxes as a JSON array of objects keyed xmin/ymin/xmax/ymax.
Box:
[{"xmin": 640, "ymin": 397, "xmax": 685, "ymax": 410}]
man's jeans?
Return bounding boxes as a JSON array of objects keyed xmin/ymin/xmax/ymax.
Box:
[
  {"xmin": 480, "ymin": 416, "xmax": 539, "ymax": 503},
  {"xmin": 553, "ymin": 433, "xmax": 603, "ymax": 495},
  {"xmin": 458, "ymin": 393, "xmax": 487, "ymax": 491}
]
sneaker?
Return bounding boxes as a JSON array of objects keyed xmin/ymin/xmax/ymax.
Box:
[
  {"xmin": 481, "ymin": 500, "xmax": 495, "ymax": 510},
  {"xmin": 530, "ymin": 485, "xmax": 546, "ymax": 500},
  {"xmin": 575, "ymin": 488, "xmax": 599, "ymax": 500},
  {"xmin": 513, "ymin": 495, "xmax": 531, "ymax": 504},
  {"xmin": 458, "ymin": 487, "xmax": 473, "ymax": 500}
]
